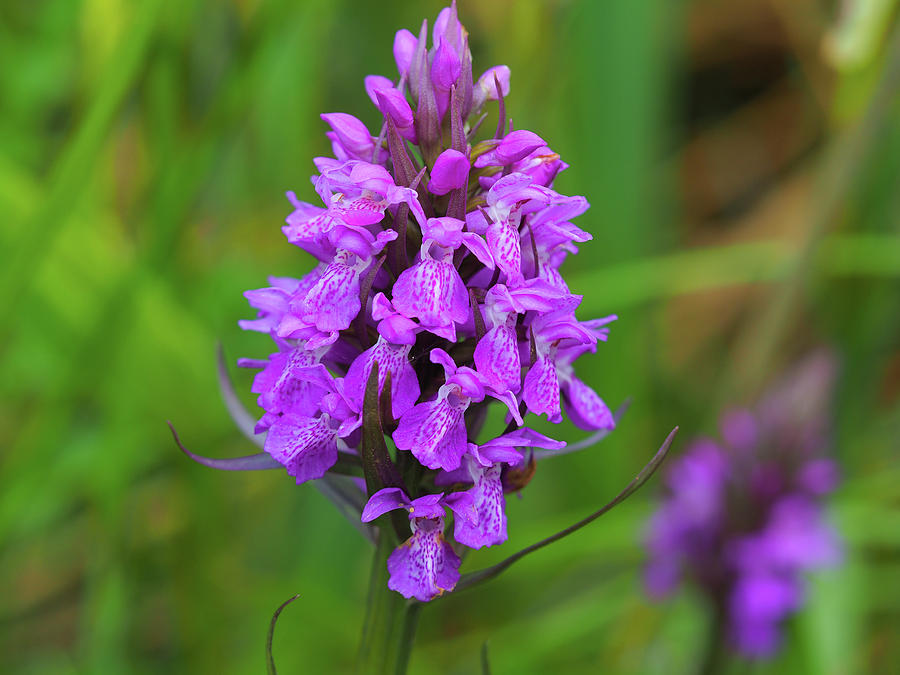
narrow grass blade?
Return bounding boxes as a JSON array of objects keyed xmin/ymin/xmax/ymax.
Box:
[{"xmin": 267, "ymin": 593, "xmax": 301, "ymax": 675}]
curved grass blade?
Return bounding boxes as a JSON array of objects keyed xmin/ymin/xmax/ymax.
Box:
[
  {"xmin": 217, "ymin": 343, "xmax": 263, "ymax": 448},
  {"xmin": 454, "ymin": 427, "xmax": 678, "ymax": 593},
  {"xmin": 168, "ymin": 421, "xmax": 281, "ymax": 470},
  {"xmin": 266, "ymin": 593, "xmax": 301, "ymax": 675},
  {"xmin": 535, "ymin": 398, "xmax": 632, "ymax": 462}
]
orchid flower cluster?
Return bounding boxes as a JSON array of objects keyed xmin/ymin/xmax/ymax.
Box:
[
  {"xmin": 644, "ymin": 353, "xmax": 842, "ymax": 658},
  {"xmin": 235, "ymin": 3, "xmax": 616, "ymax": 602}
]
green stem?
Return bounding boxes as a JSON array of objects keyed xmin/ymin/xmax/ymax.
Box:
[
  {"xmin": 698, "ymin": 601, "xmax": 729, "ymax": 675},
  {"xmin": 357, "ymin": 529, "xmax": 422, "ymax": 675}
]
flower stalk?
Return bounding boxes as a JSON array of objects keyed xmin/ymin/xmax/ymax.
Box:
[{"xmin": 358, "ymin": 530, "xmax": 421, "ymax": 675}]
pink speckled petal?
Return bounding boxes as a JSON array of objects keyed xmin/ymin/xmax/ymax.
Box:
[
  {"xmin": 251, "ymin": 347, "xmax": 325, "ymax": 416},
  {"xmin": 393, "ymin": 396, "xmax": 468, "ymax": 471},
  {"xmin": 474, "ymin": 325, "xmax": 521, "ymax": 393},
  {"xmin": 299, "ymin": 256, "xmax": 362, "ymax": 332},
  {"xmin": 453, "ymin": 464, "xmax": 507, "ymax": 548},
  {"xmin": 387, "ymin": 522, "xmax": 460, "ymax": 601},
  {"xmin": 563, "ymin": 376, "xmax": 615, "ymax": 431},
  {"xmin": 345, "ymin": 337, "xmax": 420, "ymax": 419},
  {"xmin": 392, "ymin": 259, "xmax": 469, "ymax": 327},
  {"xmin": 264, "ymin": 414, "xmax": 338, "ymax": 484},
  {"xmin": 523, "ymin": 355, "xmax": 561, "ymax": 422},
  {"xmin": 486, "ymin": 218, "xmax": 523, "ymax": 285}
]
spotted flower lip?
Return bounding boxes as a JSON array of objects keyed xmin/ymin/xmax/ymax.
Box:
[
  {"xmin": 361, "ymin": 487, "xmax": 476, "ymax": 601},
  {"xmin": 224, "ymin": 1, "xmax": 619, "ymax": 603}
]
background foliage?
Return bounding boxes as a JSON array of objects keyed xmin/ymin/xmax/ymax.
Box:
[{"xmin": 1, "ymin": 0, "xmax": 898, "ymax": 673}]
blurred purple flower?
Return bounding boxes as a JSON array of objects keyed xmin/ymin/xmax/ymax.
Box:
[{"xmin": 644, "ymin": 352, "xmax": 842, "ymax": 658}]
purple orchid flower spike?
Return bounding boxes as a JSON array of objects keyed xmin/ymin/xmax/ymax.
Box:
[
  {"xmin": 178, "ymin": 3, "xmax": 648, "ymax": 623},
  {"xmin": 361, "ymin": 487, "xmax": 476, "ymax": 601},
  {"xmin": 645, "ymin": 352, "xmax": 842, "ymax": 660}
]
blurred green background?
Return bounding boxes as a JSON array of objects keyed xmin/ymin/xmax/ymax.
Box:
[{"xmin": 1, "ymin": 0, "xmax": 898, "ymax": 672}]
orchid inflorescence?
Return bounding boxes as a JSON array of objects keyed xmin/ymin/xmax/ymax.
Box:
[
  {"xmin": 181, "ymin": 2, "xmax": 623, "ymax": 605},
  {"xmin": 644, "ymin": 352, "xmax": 842, "ymax": 658}
]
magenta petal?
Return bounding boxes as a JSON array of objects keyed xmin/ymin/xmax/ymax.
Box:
[
  {"xmin": 460, "ymin": 232, "xmax": 494, "ymax": 268},
  {"xmin": 495, "ymin": 130, "xmax": 546, "ymax": 164},
  {"xmin": 375, "ymin": 88, "xmax": 415, "ymax": 130},
  {"xmin": 427, "ymin": 149, "xmax": 470, "ymax": 195},
  {"xmin": 320, "ymin": 113, "xmax": 373, "ymax": 159},
  {"xmin": 453, "ymin": 465, "xmax": 507, "ymax": 549},
  {"xmin": 393, "ymin": 397, "xmax": 468, "ymax": 471},
  {"xmin": 264, "ymin": 414, "xmax": 338, "ymax": 484},
  {"xmin": 344, "ymin": 337, "xmax": 420, "ymax": 419},
  {"xmin": 407, "ymin": 493, "xmax": 447, "ymax": 519},
  {"xmin": 392, "ymin": 258, "xmax": 469, "ymax": 328},
  {"xmin": 364, "ymin": 75, "xmax": 394, "ymax": 106},
  {"xmin": 473, "ymin": 65, "xmax": 510, "ymax": 109},
  {"xmin": 299, "ymin": 255, "xmax": 362, "ymax": 332},
  {"xmin": 474, "ymin": 325, "xmax": 521, "ymax": 393},
  {"xmin": 393, "ymin": 29, "xmax": 417, "ymax": 75},
  {"xmin": 387, "ymin": 523, "xmax": 460, "ymax": 601},
  {"xmin": 421, "ymin": 217, "xmax": 465, "ymax": 249},
  {"xmin": 361, "ymin": 487, "xmax": 410, "ymax": 522},
  {"xmin": 563, "ymin": 376, "xmax": 615, "ymax": 431},
  {"xmin": 486, "ymin": 218, "xmax": 523, "ymax": 285},
  {"xmin": 252, "ymin": 347, "xmax": 325, "ymax": 416},
  {"xmin": 523, "ymin": 355, "xmax": 561, "ymax": 422},
  {"xmin": 431, "ymin": 38, "xmax": 461, "ymax": 90},
  {"xmin": 482, "ymin": 427, "xmax": 565, "ymax": 452}
]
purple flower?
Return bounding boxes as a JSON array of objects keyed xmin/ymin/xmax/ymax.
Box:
[
  {"xmin": 427, "ymin": 149, "xmax": 470, "ymax": 195},
  {"xmin": 361, "ymin": 488, "xmax": 475, "ymax": 601},
  {"xmin": 440, "ymin": 429, "xmax": 565, "ymax": 548},
  {"xmin": 644, "ymin": 353, "xmax": 842, "ymax": 658},
  {"xmin": 392, "ymin": 349, "xmax": 486, "ymax": 471},
  {"xmin": 229, "ymin": 2, "xmax": 619, "ymax": 603}
]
